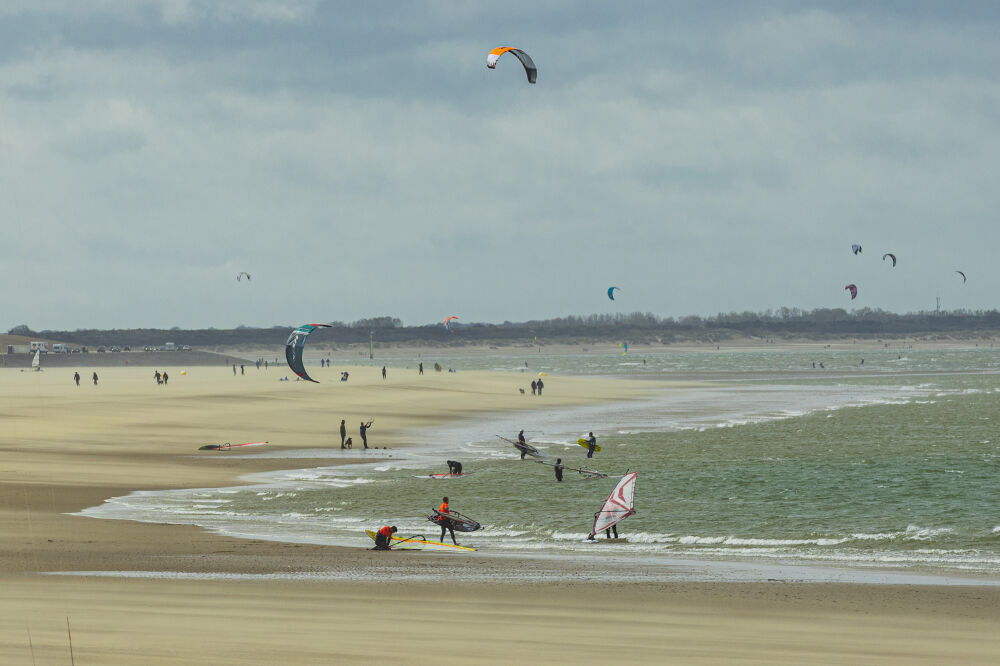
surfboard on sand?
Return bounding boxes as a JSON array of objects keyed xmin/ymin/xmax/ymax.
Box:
[
  {"xmin": 365, "ymin": 529, "xmax": 476, "ymax": 552},
  {"xmin": 577, "ymin": 438, "xmax": 602, "ymax": 453},
  {"xmin": 198, "ymin": 441, "xmax": 268, "ymax": 451}
]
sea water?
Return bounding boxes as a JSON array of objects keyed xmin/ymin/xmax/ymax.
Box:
[{"xmin": 78, "ymin": 348, "xmax": 1000, "ymax": 577}]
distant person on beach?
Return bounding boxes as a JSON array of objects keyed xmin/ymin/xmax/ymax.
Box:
[
  {"xmin": 554, "ymin": 458, "xmax": 564, "ymax": 482},
  {"xmin": 517, "ymin": 429, "xmax": 528, "ymax": 459},
  {"xmin": 447, "ymin": 460, "xmax": 463, "ymax": 475},
  {"xmin": 241, "ymin": 365, "xmax": 245, "ymax": 375},
  {"xmin": 419, "ymin": 362, "xmax": 423, "ymax": 375},
  {"xmin": 586, "ymin": 432, "xmax": 597, "ymax": 458},
  {"xmin": 154, "ymin": 370, "xmax": 161, "ymax": 385},
  {"xmin": 340, "ymin": 419, "xmax": 347, "ymax": 448},
  {"xmin": 233, "ymin": 364, "xmax": 236, "ymax": 375},
  {"xmin": 373, "ymin": 525, "xmax": 397, "ymax": 550},
  {"xmin": 360, "ymin": 419, "xmax": 373, "ymax": 448},
  {"xmin": 536, "ymin": 378, "xmax": 544, "ymax": 395},
  {"xmin": 162, "ymin": 371, "xmax": 168, "ymax": 385},
  {"xmin": 92, "ymin": 372, "xmax": 98, "ymax": 386},
  {"xmin": 436, "ymin": 496, "xmax": 458, "ymax": 545},
  {"xmin": 73, "ymin": 372, "xmax": 80, "ymax": 386},
  {"xmin": 382, "ymin": 366, "xmax": 386, "ymax": 380},
  {"xmin": 530, "ymin": 380, "xmax": 537, "ymax": 395}
]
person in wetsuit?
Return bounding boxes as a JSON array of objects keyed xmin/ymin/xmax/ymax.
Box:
[
  {"xmin": 360, "ymin": 419, "xmax": 373, "ymax": 448},
  {"xmin": 373, "ymin": 525, "xmax": 397, "ymax": 550},
  {"xmin": 554, "ymin": 458, "xmax": 564, "ymax": 482},
  {"xmin": 447, "ymin": 460, "xmax": 463, "ymax": 475},
  {"xmin": 436, "ymin": 496, "xmax": 458, "ymax": 545},
  {"xmin": 586, "ymin": 432, "xmax": 597, "ymax": 459},
  {"xmin": 340, "ymin": 419, "xmax": 347, "ymax": 448},
  {"xmin": 517, "ymin": 429, "xmax": 528, "ymax": 459}
]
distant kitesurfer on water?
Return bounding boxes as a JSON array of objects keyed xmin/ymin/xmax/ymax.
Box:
[
  {"xmin": 436, "ymin": 496, "xmax": 459, "ymax": 545},
  {"xmin": 554, "ymin": 458, "xmax": 564, "ymax": 482},
  {"xmin": 373, "ymin": 525, "xmax": 397, "ymax": 550},
  {"xmin": 517, "ymin": 429, "xmax": 528, "ymax": 459},
  {"xmin": 447, "ymin": 460, "xmax": 463, "ymax": 475},
  {"xmin": 587, "ymin": 432, "xmax": 597, "ymax": 458},
  {"xmin": 340, "ymin": 419, "xmax": 347, "ymax": 448},
  {"xmin": 360, "ymin": 419, "xmax": 373, "ymax": 448}
]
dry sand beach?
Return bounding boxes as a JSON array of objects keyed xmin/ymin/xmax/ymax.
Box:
[{"xmin": 1, "ymin": 363, "xmax": 999, "ymax": 664}]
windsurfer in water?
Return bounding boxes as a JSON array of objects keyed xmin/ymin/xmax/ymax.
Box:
[
  {"xmin": 517, "ymin": 429, "xmax": 528, "ymax": 459},
  {"xmin": 436, "ymin": 496, "xmax": 459, "ymax": 545},
  {"xmin": 554, "ymin": 458, "xmax": 564, "ymax": 482},
  {"xmin": 446, "ymin": 460, "xmax": 463, "ymax": 475},
  {"xmin": 588, "ymin": 513, "xmax": 618, "ymax": 540},
  {"xmin": 586, "ymin": 432, "xmax": 597, "ymax": 458},
  {"xmin": 373, "ymin": 525, "xmax": 397, "ymax": 550}
]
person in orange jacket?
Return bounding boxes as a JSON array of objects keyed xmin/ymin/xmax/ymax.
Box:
[
  {"xmin": 436, "ymin": 496, "xmax": 458, "ymax": 545},
  {"xmin": 373, "ymin": 525, "xmax": 397, "ymax": 550}
]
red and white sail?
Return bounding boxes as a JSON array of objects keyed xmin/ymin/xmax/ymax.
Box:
[{"xmin": 591, "ymin": 472, "xmax": 637, "ymax": 536}]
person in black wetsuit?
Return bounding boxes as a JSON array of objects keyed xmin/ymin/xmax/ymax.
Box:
[
  {"xmin": 586, "ymin": 432, "xmax": 597, "ymax": 459},
  {"xmin": 447, "ymin": 460, "xmax": 463, "ymax": 475},
  {"xmin": 517, "ymin": 429, "xmax": 528, "ymax": 459},
  {"xmin": 340, "ymin": 419, "xmax": 347, "ymax": 448},
  {"xmin": 360, "ymin": 419, "xmax": 373, "ymax": 448},
  {"xmin": 554, "ymin": 458, "xmax": 564, "ymax": 482}
]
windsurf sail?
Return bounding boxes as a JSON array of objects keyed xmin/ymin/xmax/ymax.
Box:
[
  {"xmin": 31, "ymin": 350, "xmax": 40, "ymax": 369},
  {"xmin": 365, "ymin": 529, "xmax": 476, "ymax": 552},
  {"xmin": 590, "ymin": 472, "xmax": 637, "ymax": 537},
  {"xmin": 198, "ymin": 441, "xmax": 268, "ymax": 451},
  {"xmin": 429, "ymin": 509, "xmax": 482, "ymax": 532}
]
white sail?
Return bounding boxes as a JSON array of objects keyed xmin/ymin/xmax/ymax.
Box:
[
  {"xmin": 31, "ymin": 350, "xmax": 40, "ymax": 369},
  {"xmin": 591, "ymin": 472, "xmax": 637, "ymax": 536}
]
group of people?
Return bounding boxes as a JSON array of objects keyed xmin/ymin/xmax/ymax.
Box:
[
  {"xmin": 340, "ymin": 418, "xmax": 374, "ymax": 449},
  {"xmin": 372, "ymin": 496, "xmax": 462, "ymax": 550},
  {"xmin": 72, "ymin": 371, "xmax": 98, "ymax": 386},
  {"xmin": 529, "ymin": 378, "xmax": 545, "ymax": 395},
  {"xmin": 153, "ymin": 370, "xmax": 169, "ymax": 385}
]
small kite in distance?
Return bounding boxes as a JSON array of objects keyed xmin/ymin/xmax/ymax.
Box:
[
  {"xmin": 607, "ymin": 286, "xmax": 621, "ymax": 301},
  {"xmin": 845, "ymin": 284, "xmax": 858, "ymax": 300},
  {"xmin": 443, "ymin": 316, "xmax": 459, "ymax": 333},
  {"xmin": 852, "ymin": 244, "xmax": 862, "ymax": 255},
  {"xmin": 486, "ymin": 46, "xmax": 537, "ymax": 84},
  {"xmin": 237, "ymin": 272, "xmax": 251, "ymax": 282},
  {"xmin": 956, "ymin": 270, "xmax": 967, "ymax": 283},
  {"xmin": 882, "ymin": 253, "xmax": 896, "ymax": 267}
]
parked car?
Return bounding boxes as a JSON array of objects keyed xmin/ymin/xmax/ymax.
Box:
[{"xmin": 96, "ymin": 346, "xmax": 106, "ymax": 353}]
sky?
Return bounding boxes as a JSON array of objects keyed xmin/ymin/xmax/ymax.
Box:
[{"xmin": 2, "ymin": 1, "xmax": 999, "ymax": 330}]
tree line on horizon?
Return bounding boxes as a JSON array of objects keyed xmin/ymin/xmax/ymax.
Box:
[{"xmin": 7, "ymin": 307, "xmax": 1000, "ymax": 348}]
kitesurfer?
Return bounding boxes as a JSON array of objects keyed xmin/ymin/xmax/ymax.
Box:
[
  {"xmin": 340, "ymin": 419, "xmax": 347, "ymax": 448},
  {"xmin": 447, "ymin": 460, "xmax": 463, "ymax": 475},
  {"xmin": 373, "ymin": 525, "xmax": 397, "ymax": 550},
  {"xmin": 517, "ymin": 429, "xmax": 528, "ymax": 459},
  {"xmin": 437, "ymin": 497, "xmax": 459, "ymax": 545},
  {"xmin": 554, "ymin": 458, "xmax": 564, "ymax": 482},
  {"xmin": 586, "ymin": 432, "xmax": 597, "ymax": 458},
  {"xmin": 360, "ymin": 419, "xmax": 373, "ymax": 448}
]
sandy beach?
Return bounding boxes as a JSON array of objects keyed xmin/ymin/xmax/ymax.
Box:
[{"xmin": 2, "ymin": 362, "xmax": 999, "ymax": 664}]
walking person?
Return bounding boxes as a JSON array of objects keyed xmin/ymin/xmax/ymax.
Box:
[
  {"xmin": 536, "ymin": 378, "xmax": 544, "ymax": 395},
  {"xmin": 382, "ymin": 366, "xmax": 387, "ymax": 380},
  {"xmin": 530, "ymin": 380, "xmax": 537, "ymax": 395},
  {"xmin": 435, "ymin": 496, "xmax": 459, "ymax": 545},
  {"xmin": 73, "ymin": 371, "xmax": 80, "ymax": 386},
  {"xmin": 92, "ymin": 372, "xmax": 99, "ymax": 386},
  {"xmin": 162, "ymin": 371, "xmax": 168, "ymax": 385},
  {"xmin": 419, "ymin": 362, "xmax": 423, "ymax": 375},
  {"xmin": 340, "ymin": 419, "xmax": 347, "ymax": 448}
]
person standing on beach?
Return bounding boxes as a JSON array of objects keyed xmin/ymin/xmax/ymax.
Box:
[
  {"xmin": 233, "ymin": 364, "xmax": 236, "ymax": 376},
  {"xmin": 162, "ymin": 371, "xmax": 168, "ymax": 385},
  {"xmin": 92, "ymin": 372, "xmax": 99, "ymax": 386},
  {"xmin": 154, "ymin": 370, "xmax": 161, "ymax": 385},
  {"xmin": 536, "ymin": 378, "xmax": 544, "ymax": 395},
  {"xmin": 360, "ymin": 419, "xmax": 373, "ymax": 449},
  {"xmin": 419, "ymin": 362, "xmax": 423, "ymax": 375},
  {"xmin": 340, "ymin": 419, "xmax": 347, "ymax": 448},
  {"xmin": 73, "ymin": 371, "xmax": 80, "ymax": 386},
  {"xmin": 586, "ymin": 432, "xmax": 597, "ymax": 459},
  {"xmin": 554, "ymin": 458, "xmax": 564, "ymax": 482},
  {"xmin": 530, "ymin": 380, "xmax": 537, "ymax": 395},
  {"xmin": 241, "ymin": 364, "xmax": 245, "ymax": 375},
  {"xmin": 382, "ymin": 366, "xmax": 387, "ymax": 380},
  {"xmin": 436, "ymin": 496, "xmax": 459, "ymax": 545}
]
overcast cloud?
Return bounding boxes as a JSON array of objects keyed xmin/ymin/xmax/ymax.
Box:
[{"xmin": 2, "ymin": 1, "xmax": 999, "ymax": 329}]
